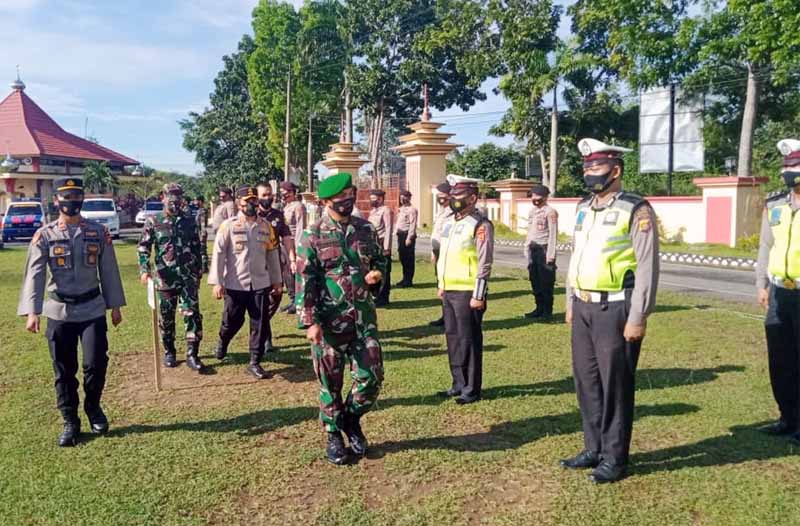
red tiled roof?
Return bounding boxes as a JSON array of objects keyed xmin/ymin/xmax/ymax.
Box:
[{"xmin": 0, "ymin": 88, "xmax": 137, "ymax": 165}]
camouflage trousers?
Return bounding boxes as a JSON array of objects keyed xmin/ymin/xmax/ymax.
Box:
[
  {"xmin": 200, "ymin": 233, "xmax": 209, "ymax": 274},
  {"xmin": 280, "ymin": 244, "xmax": 295, "ymax": 299},
  {"xmin": 158, "ymin": 280, "xmax": 203, "ymax": 346},
  {"xmin": 311, "ymin": 331, "xmax": 384, "ymax": 432}
]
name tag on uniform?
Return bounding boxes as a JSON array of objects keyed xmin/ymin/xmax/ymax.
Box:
[
  {"xmin": 84, "ymin": 230, "xmax": 99, "ymax": 238},
  {"xmin": 770, "ymin": 208, "xmax": 782, "ymax": 226},
  {"xmin": 575, "ymin": 211, "xmax": 586, "ymax": 232},
  {"xmin": 441, "ymin": 224, "xmax": 452, "ymax": 238},
  {"xmin": 454, "ymin": 224, "xmax": 464, "ymax": 235},
  {"xmin": 54, "ymin": 246, "xmax": 65, "ymax": 255},
  {"xmin": 603, "ymin": 211, "xmax": 620, "ymax": 226}
]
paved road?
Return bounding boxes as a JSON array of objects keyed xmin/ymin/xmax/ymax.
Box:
[
  {"xmin": 3, "ymin": 227, "xmax": 757, "ymax": 305},
  {"xmin": 414, "ymin": 237, "xmax": 757, "ymax": 304}
]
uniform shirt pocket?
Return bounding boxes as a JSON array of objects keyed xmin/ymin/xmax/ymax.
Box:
[
  {"xmin": 84, "ymin": 241, "xmax": 101, "ymax": 267},
  {"xmin": 49, "ymin": 241, "xmax": 73, "ymax": 271}
]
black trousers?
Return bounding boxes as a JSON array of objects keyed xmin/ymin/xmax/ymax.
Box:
[
  {"xmin": 527, "ymin": 244, "xmax": 556, "ymax": 314},
  {"xmin": 571, "ymin": 294, "xmax": 641, "ymax": 465},
  {"xmin": 433, "ymin": 246, "xmax": 444, "ymax": 320},
  {"xmin": 219, "ymin": 288, "xmax": 269, "ymax": 358},
  {"xmin": 46, "ymin": 316, "xmax": 109, "ymax": 420},
  {"xmin": 443, "ymin": 291, "xmax": 484, "ymax": 399},
  {"xmin": 377, "ymin": 256, "xmax": 392, "ymax": 304},
  {"xmin": 764, "ymin": 285, "xmax": 800, "ymax": 428},
  {"xmin": 397, "ymin": 231, "xmax": 416, "ymax": 285}
]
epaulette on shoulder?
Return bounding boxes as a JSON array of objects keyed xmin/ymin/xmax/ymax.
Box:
[
  {"xmin": 617, "ymin": 191, "xmax": 645, "ymax": 205},
  {"xmin": 766, "ymin": 190, "xmax": 789, "ymax": 203}
]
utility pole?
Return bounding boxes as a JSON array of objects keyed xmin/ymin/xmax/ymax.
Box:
[
  {"xmin": 667, "ymin": 83, "xmax": 676, "ymax": 196},
  {"xmin": 307, "ymin": 113, "xmax": 313, "ymax": 192},
  {"xmin": 344, "ymin": 75, "xmax": 353, "ymax": 143},
  {"xmin": 283, "ymin": 71, "xmax": 292, "ymax": 182}
]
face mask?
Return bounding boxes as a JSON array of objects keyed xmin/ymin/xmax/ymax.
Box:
[
  {"xmin": 166, "ymin": 200, "xmax": 182, "ymax": 215},
  {"xmin": 783, "ymin": 171, "xmax": 800, "ymax": 188},
  {"xmin": 400, "ymin": 198, "xmax": 410, "ymax": 205},
  {"xmin": 259, "ymin": 198, "xmax": 273, "ymax": 210},
  {"xmin": 331, "ymin": 197, "xmax": 355, "ymax": 216},
  {"xmin": 370, "ymin": 200, "xmax": 380, "ymax": 208},
  {"xmin": 584, "ymin": 168, "xmax": 615, "ymax": 194},
  {"xmin": 532, "ymin": 199, "xmax": 544, "ymax": 207},
  {"xmin": 59, "ymin": 199, "xmax": 83, "ymax": 217},
  {"xmin": 243, "ymin": 201, "xmax": 258, "ymax": 216},
  {"xmin": 437, "ymin": 197, "xmax": 449, "ymax": 207},
  {"xmin": 449, "ymin": 197, "xmax": 467, "ymax": 213}
]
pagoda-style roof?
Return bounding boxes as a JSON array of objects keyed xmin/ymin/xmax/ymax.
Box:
[{"xmin": 0, "ymin": 85, "xmax": 137, "ymax": 165}]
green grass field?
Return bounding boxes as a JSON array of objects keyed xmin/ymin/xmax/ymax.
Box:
[{"xmin": 1, "ymin": 244, "xmax": 798, "ymax": 526}]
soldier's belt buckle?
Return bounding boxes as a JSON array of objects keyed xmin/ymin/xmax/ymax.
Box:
[
  {"xmin": 579, "ymin": 291, "xmax": 591, "ymax": 302},
  {"xmin": 784, "ymin": 279, "xmax": 797, "ymax": 290}
]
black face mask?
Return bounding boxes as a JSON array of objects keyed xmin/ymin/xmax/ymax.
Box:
[
  {"xmin": 449, "ymin": 197, "xmax": 468, "ymax": 213},
  {"xmin": 437, "ymin": 198, "xmax": 449, "ymax": 207},
  {"xmin": 332, "ymin": 197, "xmax": 355, "ymax": 217},
  {"xmin": 400, "ymin": 198, "xmax": 410, "ymax": 205},
  {"xmin": 259, "ymin": 198, "xmax": 273, "ymax": 210},
  {"xmin": 784, "ymin": 171, "xmax": 800, "ymax": 189},
  {"xmin": 532, "ymin": 199, "xmax": 545, "ymax": 207},
  {"xmin": 243, "ymin": 202, "xmax": 258, "ymax": 217},
  {"xmin": 584, "ymin": 169, "xmax": 615, "ymax": 194},
  {"xmin": 59, "ymin": 199, "xmax": 83, "ymax": 217},
  {"xmin": 166, "ymin": 200, "xmax": 182, "ymax": 215},
  {"xmin": 370, "ymin": 200, "xmax": 380, "ymax": 209}
]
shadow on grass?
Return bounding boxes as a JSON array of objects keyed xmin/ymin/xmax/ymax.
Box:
[
  {"xmin": 108, "ymin": 405, "xmax": 317, "ymax": 438},
  {"xmin": 631, "ymin": 421, "xmax": 800, "ymax": 475},
  {"xmin": 370, "ymin": 403, "xmax": 699, "ymax": 456},
  {"xmin": 384, "ymin": 288, "xmax": 534, "ymax": 311}
]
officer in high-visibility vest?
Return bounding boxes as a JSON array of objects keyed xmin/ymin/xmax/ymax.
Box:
[
  {"xmin": 755, "ymin": 138, "xmax": 800, "ymax": 443},
  {"xmin": 561, "ymin": 138, "xmax": 659, "ymax": 484},
  {"xmin": 437, "ymin": 174, "xmax": 494, "ymax": 405}
]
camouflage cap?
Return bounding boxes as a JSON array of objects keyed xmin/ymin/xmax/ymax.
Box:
[
  {"xmin": 318, "ymin": 172, "xmax": 353, "ymax": 199},
  {"xmin": 162, "ymin": 183, "xmax": 183, "ymax": 196}
]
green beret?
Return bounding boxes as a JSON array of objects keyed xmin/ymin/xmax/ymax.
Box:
[{"xmin": 318, "ymin": 172, "xmax": 353, "ymax": 199}]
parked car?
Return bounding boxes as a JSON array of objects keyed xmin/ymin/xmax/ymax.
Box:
[
  {"xmin": 1, "ymin": 200, "xmax": 46, "ymax": 242},
  {"xmin": 135, "ymin": 201, "xmax": 164, "ymax": 225},
  {"xmin": 81, "ymin": 198, "xmax": 121, "ymax": 238}
]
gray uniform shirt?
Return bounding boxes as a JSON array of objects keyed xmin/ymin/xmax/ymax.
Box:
[
  {"xmin": 283, "ymin": 201, "xmax": 307, "ymax": 242},
  {"xmin": 208, "ymin": 213, "xmax": 282, "ymax": 291},
  {"xmin": 395, "ymin": 205, "xmax": 419, "ymax": 238},
  {"xmin": 369, "ymin": 204, "xmax": 395, "ymax": 253},
  {"xmin": 565, "ymin": 192, "xmax": 659, "ymax": 326},
  {"xmin": 212, "ymin": 200, "xmax": 237, "ymax": 232},
  {"xmin": 431, "ymin": 206, "xmax": 454, "ymax": 252},
  {"xmin": 755, "ymin": 192, "xmax": 800, "ymax": 290},
  {"xmin": 525, "ymin": 204, "xmax": 558, "ymax": 263},
  {"xmin": 17, "ymin": 219, "xmax": 126, "ymax": 322}
]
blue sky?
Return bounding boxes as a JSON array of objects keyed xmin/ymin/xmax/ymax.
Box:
[{"xmin": 1, "ymin": 0, "xmax": 572, "ymax": 175}]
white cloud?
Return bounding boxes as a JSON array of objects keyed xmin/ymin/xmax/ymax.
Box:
[{"xmin": 24, "ymin": 82, "xmax": 86, "ymax": 116}]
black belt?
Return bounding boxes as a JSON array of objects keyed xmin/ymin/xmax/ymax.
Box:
[{"xmin": 49, "ymin": 287, "xmax": 101, "ymax": 304}]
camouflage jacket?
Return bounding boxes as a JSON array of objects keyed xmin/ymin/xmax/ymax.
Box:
[
  {"xmin": 296, "ymin": 210, "xmax": 388, "ymax": 336},
  {"xmin": 138, "ymin": 211, "xmax": 202, "ymax": 290}
]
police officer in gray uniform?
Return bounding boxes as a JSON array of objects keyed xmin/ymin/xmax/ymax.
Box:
[
  {"xmin": 524, "ymin": 184, "xmax": 558, "ymax": 320},
  {"xmin": 17, "ymin": 177, "xmax": 126, "ymax": 447}
]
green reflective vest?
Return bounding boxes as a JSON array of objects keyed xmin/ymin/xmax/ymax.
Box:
[
  {"xmin": 767, "ymin": 193, "xmax": 800, "ymax": 281},
  {"xmin": 437, "ymin": 214, "xmax": 479, "ymax": 291},
  {"xmin": 567, "ymin": 193, "xmax": 641, "ymax": 292}
]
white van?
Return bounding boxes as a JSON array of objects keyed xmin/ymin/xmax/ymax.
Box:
[{"xmin": 81, "ymin": 198, "xmax": 121, "ymax": 238}]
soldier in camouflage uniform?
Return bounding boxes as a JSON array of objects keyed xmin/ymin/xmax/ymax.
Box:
[
  {"xmin": 194, "ymin": 195, "xmax": 209, "ymax": 274},
  {"xmin": 138, "ymin": 183, "xmax": 205, "ymax": 372},
  {"xmin": 296, "ymin": 172, "xmax": 388, "ymax": 465}
]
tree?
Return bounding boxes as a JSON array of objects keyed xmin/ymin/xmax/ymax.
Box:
[
  {"xmin": 448, "ymin": 143, "xmax": 525, "ymax": 183},
  {"xmin": 343, "ymin": 0, "xmax": 499, "ymax": 185},
  {"xmin": 248, "ymin": 0, "xmax": 344, "ymax": 181},
  {"xmin": 83, "ymin": 161, "xmax": 118, "ymax": 194},
  {"xmin": 181, "ymin": 35, "xmax": 275, "ymax": 190}
]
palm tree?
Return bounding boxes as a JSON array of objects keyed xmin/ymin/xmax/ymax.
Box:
[{"xmin": 83, "ymin": 161, "xmax": 119, "ymax": 194}]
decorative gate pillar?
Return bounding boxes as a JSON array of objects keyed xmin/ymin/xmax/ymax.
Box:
[{"xmin": 320, "ymin": 142, "xmax": 367, "ymax": 176}]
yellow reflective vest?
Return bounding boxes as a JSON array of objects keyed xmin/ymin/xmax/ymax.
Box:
[
  {"xmin": 437, "ymin": 213, "xmax": 480, "ymax": 291},
  {"xmin": 567, "ymin": 193, "xmax": 642, "ymax": 291},
  {"xmin": 767, "ymin": 193, "xmax": 800, "ymax": 281}
]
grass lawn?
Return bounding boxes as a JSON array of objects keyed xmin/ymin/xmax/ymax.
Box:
[
  {"xmin": 1, "ymin": 244, "xmax": 798, "ymax": 526},
  {"xmin": 660, "ymin": 242, "xmax": 758, "ymax": 259}
]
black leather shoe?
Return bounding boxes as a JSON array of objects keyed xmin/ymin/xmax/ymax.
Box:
[
  {"xmin": 429, "ymin": 317, "xmax": 445, "ymax": 327},
  {"xmin": 589, "ymin": 461, "xmax": 627, "ymax": 484},
  {"xmin": 437, "ymin": 388, "xmax": 461, "ymax": 398},
  {"xmin": 58, "ymin": 420, "xmax": 80, "ymax": 447},
  {"xmin": 247, "ymin": 363, "xmax": 270, "ymax": 380},
  {"xmin": 455, "ymin": 395, "xmax": 481, "ymax": 405},
  {"xmin": 790, "ymin": 432, "xmax": 800, "ymax": 445},
  {"xmin": 163, "ymin": 352, "xmax": 177, "ymax": 368},
  {"xmin": 559, "ymin": 450, "xmax": 600, "ymax": 469},
  {"xmin": 85, "ymin": 405, "xmax": 109, "ymax": 434},
  {"xmin": 285, "ymin": 304, "xmax": 297, "ymax": 315},
  {"xmin": 342, "ymin": 413, "xmax": 368, "ymax": 457},
  {"xmin": 375, "ymin": 300, "xmax": 388, "ymax": 308},
  {"xmin": 326, "ymin": 431, "xmax": 350, "ymax": 465},
  {"xmin": 524, "ymin": 308, "xmax": 542, "ymax": 319},
  {"xmin": 760, "ymin": 419, "xmax": 796, "ymax": 436},
  {"xmin": 214, "ymin": 341, "xmax": 228, "ymax": 360}
]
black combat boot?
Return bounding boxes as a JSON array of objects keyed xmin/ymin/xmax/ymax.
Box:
[
  {"xmin": 214, "ymin": 340, "xmax": 228, "ymax": 360},
  {"xmin": 246, "ymin": 351, "xmax": 270, "ymax": 380},
  {"xmin": 326, "ymin": 431, "xmax": 350, "ymax": 465},
  {"xmin": 84, "ymin": 403, "xmax": 109, "ymax": 434},
  {"xmin": 264, "ymin": 337, "xmax": 276, "ymax": 353},
  {"xmin": 163, "ymin": 341, "xmax": 178, "ymax": 368},
  {"xmin": 58, "ymin": 413, "xmax": 81, "ymax": 447},
  {"xmin": 185, "ymin": 342, "xmax": 205, "ymax": 372},
  {"xmin": 524, "ymin": 307, "xmax": 542, "ymax": 319},
  {"xmin": 429, "ymin": 317, "xmax": 445, "ymax": 327},
  {"xmin": 342, "ymin": 412, "xmax": 368, "ymax": 458}
]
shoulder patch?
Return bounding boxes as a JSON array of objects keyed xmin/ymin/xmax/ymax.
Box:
[{"xmin": 476, "ymin": 224, "xmax": 487, "ymax": 242}]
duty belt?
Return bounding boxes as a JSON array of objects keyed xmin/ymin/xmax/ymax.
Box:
[
  {"xmin": 771, "ymin": 275, "xmax": 800, "ymax": 290},
  {"xmin": 49, "ymin": 287, "xmax": 101, "ymax": 304},
  {"xmin": 574, "ymin": 289, "xmax": 627, "ymax": 303}
]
